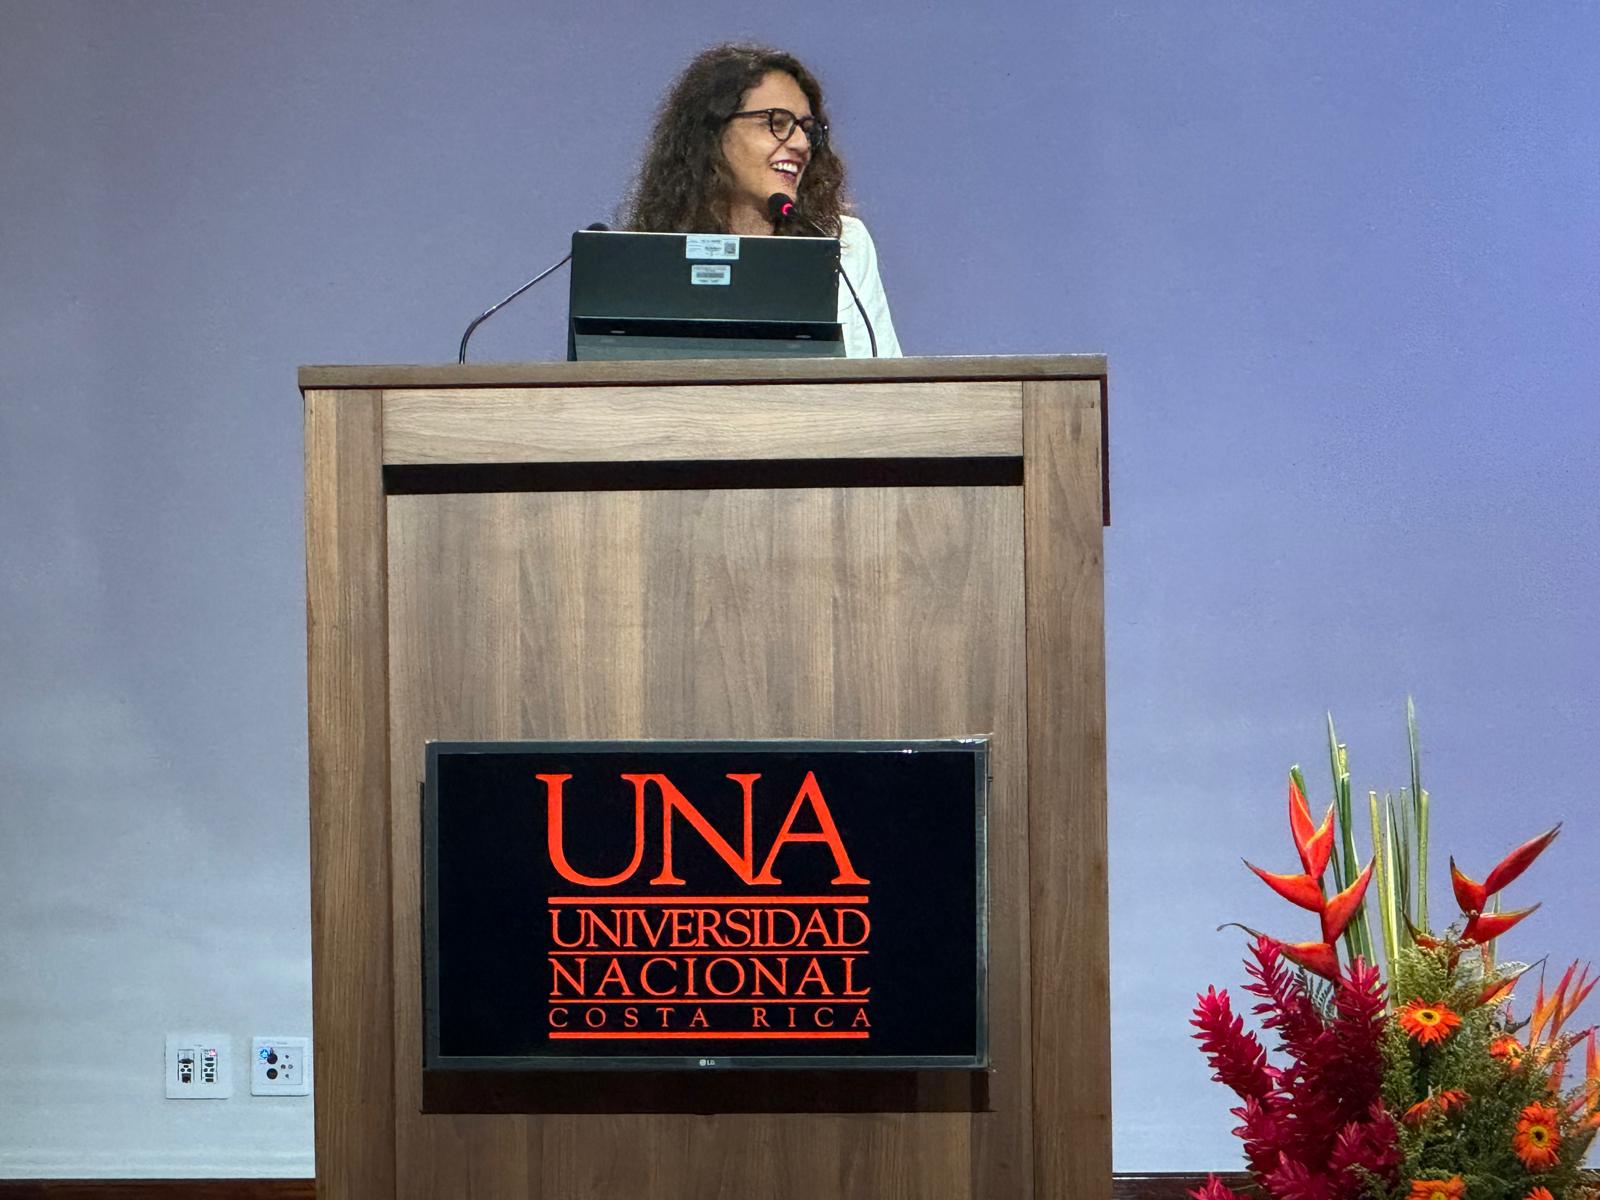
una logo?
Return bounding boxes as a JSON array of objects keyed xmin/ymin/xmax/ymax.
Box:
[{"xmin": 541, "ymin": 770, "xmax": 869, "ymax": 887}]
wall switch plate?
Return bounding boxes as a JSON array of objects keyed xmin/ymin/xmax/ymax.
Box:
[
  {"xmin": 250, "ymin": 1035, "xmax": 311, "ymax": 1096},
  {"xmin": 166, "ymin": 1033, "xmax": 232, "ymax": 1098}
]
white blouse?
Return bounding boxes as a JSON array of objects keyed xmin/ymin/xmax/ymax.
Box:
[{"xmin": 837, "ymin": 216, "xmax": 903, "ymax": 358}]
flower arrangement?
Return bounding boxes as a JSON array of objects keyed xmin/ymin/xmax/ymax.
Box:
[{"xmin": 1192, "ymin": 704, "xmax": 1599, "ymax": 1200}]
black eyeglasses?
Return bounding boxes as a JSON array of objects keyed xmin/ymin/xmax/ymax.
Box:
[{"xmin": 726, "ymin": 107, "xmax": 828, "ymax": 152}]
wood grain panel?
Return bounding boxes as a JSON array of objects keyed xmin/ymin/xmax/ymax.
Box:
[
  {"xmin": 1024, "ymin": 380, "xmax": 1111, "ymax": 1200},
  {"xmin": 300, "ymin": 353, "xmax": 1106, "ymax": 392},
  {"xmin": 303, "ymin": 389, "xmax": 395, "ymax": 1200},
  {"xmin": 828, "ymin": 485, "xmax": 1032, "ymax": 1197},
  {"xmin": 381, "ymin": 382, "xmax": 1021, "ymax": 465},
  {"xmin": 384, "ymin": 483, "xmax": 1028, "ymax": 1199}
]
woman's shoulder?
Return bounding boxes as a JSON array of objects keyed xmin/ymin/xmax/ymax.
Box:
[
  {"xmin": 838, "ymin": 213, "xmax": 878, "ymax": 261},
  {"xmin": 839, "ymin": 213, "xmax": 871, "ymax": 240}
]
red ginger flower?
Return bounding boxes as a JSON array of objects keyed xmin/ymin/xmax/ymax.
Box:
[
  {"xmin": 1407, "ymin": 1177, "xmax": 1465, "ymax": 1200},
  {"xmin": 1191, "ymin": 985, "xmax": 1277, "ymax": 1102},
  {"xmin": 1513, "ymin": 1101, "xmax": 1562, "ymax": 1170},
  {"xmin": 1327, "ymin": 1101, "xmax": 1403, "ymax": 1189},
  {"xmin": 1397, "ymin": 998, "xmax": 1462, "ymax": 1046},
  {"xmin": 1522, "ymin": 1189, "xmax": 1554, "ymax": 1200},
  {"xmin": 1188, "ymin": 1176, "xmax": 1249, "ymax": 1200}
]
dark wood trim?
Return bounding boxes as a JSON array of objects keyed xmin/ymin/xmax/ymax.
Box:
[
  {"xmin": 383, "ymin": 454, "xmax": 1023, "ymax": 495},
  {"xmin": 0, "ymin": 1172, "xmax": 1215, "ymax": 1199},
  {"xmin": 5, "ymin": 1168, "xmax": 1584, "ymax": 1198},
  {"xmin": 0, "ymin": 1185, "xmax": 316, "ymax": 1199}
]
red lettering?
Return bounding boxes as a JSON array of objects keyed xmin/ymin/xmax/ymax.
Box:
[
  {"xmin": 544, "ymin": 770, "xmax": 867, "ymax": 889},
  {"xmin": 752, "ymin": 772, "xmax": 869, "ymax": 885},
  {"xmin": 842, "ymin": 955, "xmax": 869, "ymax": 996},
  {"xmin": 594, "ymin": 958, "xmax": 632, "ymax": 997},
  {"xmin": 550, "ymin": 957, "xmax": 586, "ymax": 996},
  {"xmin": 544, "ymin": 774, "xmax": 645, "ymax": 886},
  {"xmin": 637, "ymin": 773, "xmax": 760, "ymax": 885},
  {"xmin": 641, "ymin": 957, "xmax": 676, "ymax": 996},
  {"xmin": 704, "ymin": 957, "xmax": 746, "ymax": 996},
  {"xmin": 550, "ymin": 909, "xmax": 585, "ymax": 949},
  {"xmin": 794, "ymin": 957, "xmax": 834, "ymax": 996}
]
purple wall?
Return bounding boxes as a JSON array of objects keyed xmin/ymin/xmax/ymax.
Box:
[{"xmin": 2, "ymin": 0, "xmax": 1596, "ymax": 1176}]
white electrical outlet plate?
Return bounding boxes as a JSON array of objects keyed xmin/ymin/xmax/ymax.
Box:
[
  {"xmin": 251, "ymin": 1035, "xmax": 311, "ymax": 1096},
  {"xmin": 165, "ymin": 1032, "xmax": 232, "ymax": 1099}
]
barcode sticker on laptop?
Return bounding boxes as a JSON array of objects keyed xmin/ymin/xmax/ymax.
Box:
[
  {"xmin": 690, "ymin": 264, "xmax": 732, "ymax": 286},
  {"xmin": 685, "ymin": 235, "xmax": 740, "ymax": 260}
]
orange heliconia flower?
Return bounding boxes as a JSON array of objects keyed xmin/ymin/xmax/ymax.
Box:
[
  {"xmin": 1408, "ymin": 1176, "xmax": 1466, "ymax": 1200},
  {"xmin": 1522, "ymin": 1188, "xmax": 1555, "ymax": 1200},
  {"xmin": 1513, "ymin": 1102, "xmax": 1562, "ymax": 1170},
  {"xmin": 1398, "ymin": 998, "xmax": 1463, "ymax": 1046}
]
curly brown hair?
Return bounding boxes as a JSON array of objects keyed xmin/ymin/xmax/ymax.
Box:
[{"xmin": 624, "ymin": 44, "xmax": 848, "ymax": 237}]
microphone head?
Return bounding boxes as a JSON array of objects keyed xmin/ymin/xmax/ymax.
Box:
[{"xmin": 766, "ymin": 192, "xmax": 796, "ymax": 224}]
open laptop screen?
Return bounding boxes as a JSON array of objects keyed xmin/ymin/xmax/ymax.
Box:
[{"xmin": 568, "ymin": 229, "xmax": 844, "ymax": 360}]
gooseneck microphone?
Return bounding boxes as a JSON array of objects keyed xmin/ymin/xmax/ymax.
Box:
[
  {"xmin": 767, "ymin": 193, "xmax": 877, "ymax": 358},
  {"xmin": 457, "ymin": 222, "xmax": 610, "ymax": 364},
  {"xmin": 767, "ymin": 193, "xmax": 798, "ymax": 224}
]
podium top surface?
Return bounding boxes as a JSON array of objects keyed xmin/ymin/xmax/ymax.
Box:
[{"xmin": 298, "ymin": 353, "xmax": 1106, "ymax": 392}]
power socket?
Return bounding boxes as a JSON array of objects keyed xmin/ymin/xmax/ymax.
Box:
[
  {"xmin": 250, "ymin": 1035, "xmax": 311, "ymax": 1096},
  {"xmin": 165, "ymin": 1033, "xmax": 232, "ymax": 1099}
]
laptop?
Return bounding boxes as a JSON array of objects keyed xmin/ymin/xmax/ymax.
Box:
[{"xmin": 567, "ymin": 229, "xmax": 844, "ymax": 361}]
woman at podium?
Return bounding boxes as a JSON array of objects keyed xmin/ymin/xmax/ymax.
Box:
[{"xmin": 625, "ymin": 44, "xmax": 902, "ymax": 358}]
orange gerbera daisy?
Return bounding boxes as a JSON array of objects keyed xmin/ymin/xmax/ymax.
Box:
[
  {"xmin": 1513, "ymin": 1102, "xmax": 1562, "ymax": 1170},
  {"xmin": 1435, "ymin": 1088, "xmax": 1468, "ymax": 1114},
  {"xmin": 1490, "ymin": 1033, "xmax": 1525, "ymax": 1064},
  {"xmin": 1408, "ymin": 1176, "xmax": 1466, "ymax": 1200},
  {"xmin": 1402, "ymin": 1089, "xmax": 1469, "ymax": 1126},
  {"xmin": 1398, "ymin": 998, "xmax": 1463, "ymax": 1046},
  {"xmin": 1522, "ymin": 1188, "xmax": 1554, "ymax": 1200}
]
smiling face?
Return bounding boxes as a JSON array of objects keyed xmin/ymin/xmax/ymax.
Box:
[{"xmin": 719, "ymin": 70, "xmax": 815, "ymax": 234}]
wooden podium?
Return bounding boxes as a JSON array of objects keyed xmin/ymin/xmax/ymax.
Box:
[{"xmin": 300, "ymin": 355, "xmax": 1110, "ymax": 1200}]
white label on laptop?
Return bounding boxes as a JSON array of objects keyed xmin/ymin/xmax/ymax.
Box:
[
  {"xmin": 685, "ymin": 235, "xmax": 740, "ymax": 260},
  {"xmin": 690, "ymin": 264, "xmax": 732, "ymax": 286}
]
